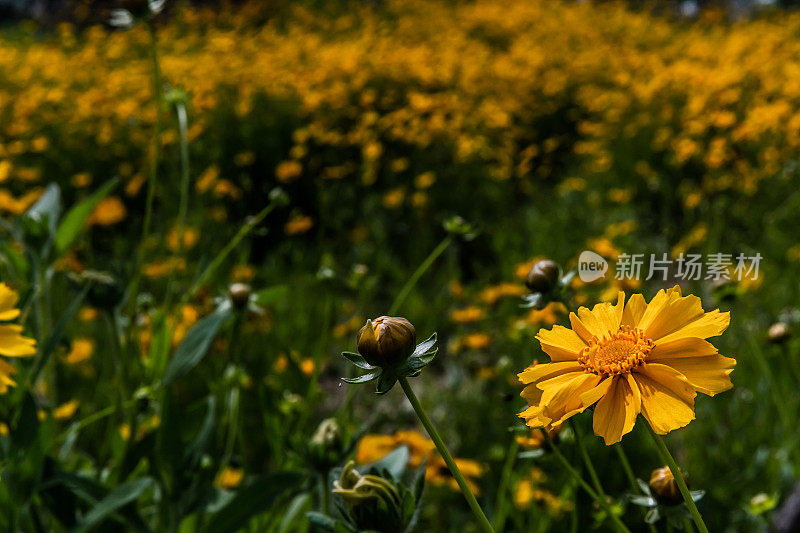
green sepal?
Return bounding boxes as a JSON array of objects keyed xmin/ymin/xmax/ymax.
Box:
[{"xmin": 340, "ymin": 333, "xmax": 438, "ymax": 394}]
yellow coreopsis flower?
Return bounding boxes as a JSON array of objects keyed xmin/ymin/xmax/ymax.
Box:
[
  {"xmin": 519, "ymin": 285, "xmax": 734, "ymax": 445},
  {"xmin": 0, "ymin": 283, "xmax": 37, "ymax": 393}
]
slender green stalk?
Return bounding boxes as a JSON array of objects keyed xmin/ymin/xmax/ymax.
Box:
[
  {"xmin": 571, "ymin": 420, "xmax": 605, "ymax": 499},
  {"xmin": 164, "ymin": 100, "xmax": 191, "ymax": 309},
  {"xmin": 745, "ymin": 335, "xmax": 792, "ymax": 431},
  {"xmin": 615, "ymin": 444, "xmax": 658, "ymax": 533},
  {"xmin": 645, "ymin": 425, "xmax": 708, "ymax": 533},
  {"xmin": 492, "ymin": 435, "xmax": 520, "ymax": 531},
  {"xmin": 398, "ymin": 377, "xmax": 494, "ymax": 533},
  {"xmin": 543, "ymin": 432, "xmax": 631, "ymax": 533},
  {"xmin": 388, "ymin": 235, "xmax": 452, "ymax": 315},
  {"xmin": 320, "ymin": 470, "xmax": 331, "ymax": 514},
  {"xmin": 125, "ymin": 19, "xmax": 164, "ymax": 314},
  {"xmin": 185, "ymin": 201, "xmax": 278, "ymax": 301}
]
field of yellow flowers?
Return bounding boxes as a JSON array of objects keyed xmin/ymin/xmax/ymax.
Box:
[{"xmin": 2, "ymin": 0, "xmax": 800, "ymax": 531}]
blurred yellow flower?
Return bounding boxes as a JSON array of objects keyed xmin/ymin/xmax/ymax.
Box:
[
  {"xmin": 215, "ymin": 466, "xmax": 244, "ymax": 489},
  {"xmin": 64, "ymin": 337, "xmax": 94, "ymax": 365},
  {"xmin": 89, "ymin": 197, "xmax": 127, "ymax": 226},
  {"xmin": 0, "ymin": 283, "xmax": 37, "ymax": 394},
  {"xmin": 284, "ymin": 215, "xmax": 314, "ymax": 235},
  {"xmin": 450, "ymin": 306, "xmax": 486, "ymax": 323}
]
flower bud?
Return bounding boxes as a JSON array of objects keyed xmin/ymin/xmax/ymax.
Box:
[
  {"xmin": 357, "ymin": 316, "xmax": 416, "ymax": 367},
  {"xmin": 228, "ymin": 283, "xmax": 252, "ymax": 309},
  {"xmin": 333, "ymin": 461, "xmax": 403, "ymax": 529},
  {"xmin": 525, "ymin": 260, "xmax": 560, "ymax": 293},
  {"xmin": 309, "ymin": 418, "xmax": 344, "ymax": 470},
  {"xmin": 649, "ymin": 466, "xmax": 688, "ymax": 506},
  {"xmin": 768, "ymin": 322, "xmax": 791, "ymax": 344}
]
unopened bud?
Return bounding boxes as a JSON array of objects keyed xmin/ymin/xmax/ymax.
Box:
[
  {"xmin": 649, "ymin": 466, "xmax": 688, "ymax": 506},
  {"xmin": 228, "ymin": 283, "xmax": 252, "ymax": 309},
  {"xmin": 525, "ymin": 260, "xmax": 560, "ymax": 293},
  {"xmin": 357, "ymin": 316, "xmax": 416, "ymax": 367},
  {"xmin": 768, "ymin": 322, "xmax": 791, "ymax": 344}
]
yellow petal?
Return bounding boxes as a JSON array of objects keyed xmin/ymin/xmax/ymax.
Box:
[
  {"xmin": 648, "ymin": 337, "xmax": 718, "ymax": 360},
  {"xmin": 643, "ymin": 293, "xmax": 705, "ymax": 342},
  {"xmin": 536, "ymin": 325, "xmax": 585, "ymax": 362},
  {"xmin": 0, "ymin": 324, "xmax": 37, "ymax": 357},
  {"xmin": 634, "ymin": 363, "xmax": 696, "ymax": 435},
  {"xmin": 569, "ymin": 312, "xmax": 596, "ymax": 343},
  {"xmin": 540, "ymin": 372, "xmax": 601, "ymax": 421},
  {"xmin": 621, "ymin": 293, "xmax": 647, "ymax": 328},
  {"xmin": 658, "ymin": 354, "xmax": 736, "ymax": 396},
  {"xmin": 0, "ymin": 283, "xmax": 20, "ymax": 321},
  {"xmin": 592, "ymin": 374, "xmax": 641, "ymax": 445},
  {"xmin": 518, "ymin": 361, "xmax": 583, "ymax": 385},
  {"xmin": 0, "ymin": 359, "xmax": 17, "ymax": 394},
  {"xmin": 654, "ymin": 310, "xmax": 730, "ymax": 345},
  {"xmin": 579, "ymin": 376, "xmax": 613, "ymax": 406}
]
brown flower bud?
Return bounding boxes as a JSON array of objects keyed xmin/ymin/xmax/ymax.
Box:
[
  {"xmin": 525, "ymin": 260, "xmax": 560, "ymax": 293},
  {"xmin": 357, "ymin": 316, "xmax": 416, "ymax": 367},
  {"xmin": 649, "ymin": 466, "xmax": 688, "ymax": 506},
  {"xmin": 228, "ymin": 283, "xmax": 252, "ymax": 309},
  {"xmin": 768, "ymin": 322, "xmax": 791, "ymax": 344}
]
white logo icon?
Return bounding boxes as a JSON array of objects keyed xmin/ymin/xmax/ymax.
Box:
[{"xmin": 578, "ymin": 251, "xmax": 608, "ymax": 282}]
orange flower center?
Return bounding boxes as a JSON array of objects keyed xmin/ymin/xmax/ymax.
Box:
[{"xmin": 577, "ymin": 325, "xmax": 654, "ymax": 376}]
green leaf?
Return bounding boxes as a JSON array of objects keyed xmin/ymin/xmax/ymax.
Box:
[
  {"xmin": 147, "ymin": 310, "xmax": 171, "ymax": 379},
  {"xmin": 54, "ymin": 177, "xmax": 119, "ymax": 255},
  {"xmin": 376, "ymin": 369, "xmax": 398, "ymax": 395},
  {"xmin": 184, "ymin": 396, "xmax": 216, "ymax": 467},
  {"xmin": 342, "ymin": 369, "xmax": 381, "ymax": 384},
  {"xmin": 0, "ymin": 241, "xmax": 29, "ymax": 279},
  {"xmin": 29, "ymin": 283, "xmax": 90, "ymax": 385},
  {"xmin": 253, "ymin": 285, "xmax": 289, "ymax": 306},
  {"xmin": 163, "ymin": 307, "xmax": 231, "ymax": 385},
  {"xmin": 341, "ymin": 351, "xmax": 375, "ymax": 370},
  {"xmin": 71, "ymin": 477, "xmax": 154, "ymax": 533},
  {"xmin": 411, "ymin": 333, "xmax": 437, "ymax": 359},
  {"xmin": 277, "ymin": 494, "xmax": 310, "ymax": 533},
  {"xmin": 11, "ymin": 393, "xmax": 39, "ymax": 453},
  {"xmin": 306, "ymin": 512, "xmax": 350, "ymax": 532},
  {"xmin": 369, "ymin": 446, "xmax": 409, "ymax": 482},
  {"xmin": 204, "ymin": 472, "xmax": 303, "ymax": 533}
]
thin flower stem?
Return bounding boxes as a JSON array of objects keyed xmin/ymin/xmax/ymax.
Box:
[
  {"xmin": 615, "ymin": 444, "xmax": 659, "ymax": 533},
  {"xmin": 543, "ymin": 432, "xmax": 631, "ymax": 533},
  {"xmin": 492, "ymin": 434, "xmax": 520, "ymax": 531},
  {"xmin": 398, "ymin": 377, "xmax": 494, "ymax": 533},
  {"xmin": 388, "ymin": 235, "xmax": 453, "ymax": 315},
  {"xmin": 125, "ymin": 19, "xmax": 164, "ymax": 315},
  {"xmin": 645, "ymin": 425, "xmax": 709, "ymax": 533},
  {"xmin": 571, "ymin": 420, "xmax": 606, "ymax": 499}
]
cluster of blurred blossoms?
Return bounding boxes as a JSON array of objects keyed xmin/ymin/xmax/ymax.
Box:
[{"xmin": 2, "ymin": 0, "xmax": 800, "ymax": 246}]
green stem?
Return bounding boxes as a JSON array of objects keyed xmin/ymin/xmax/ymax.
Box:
[
  {"xmin": 492, "ymin": 435, "xmax": 520, "ymax": 531},
  {"xmin": 164, "ymin": 100, "xmax": 191, "ymax": 310},
  {"xmin": 571, "ymin": 420, "xmax": 605, "ymax": 498},
  {"xmin": 745, "ymin": 335, "xmax": 792, "ymax": 431},
  {"xmin": 615, "ymin": 444, "xmax": 658, "ymax": 533},
  {"xmin": 543, "ymin": 432, "xmax": 631, "ymax": 533},
  {"xmin": 388, "ymin": 235, "xmax": 452, "ymax": 315},
  {"xmin": 398, "ymin": 377, "xmax": 494, "ymax": 533},
  {"xmin": 645, "ymin": 425, "xmax": 708, "ymax": 533},
  {"xmin": 185, "ymin": 201, "xmax": 278, "ymax": 301},
  {"xmin": 125, "ymin": 19, "xmax": 163, "ymax": 315}
]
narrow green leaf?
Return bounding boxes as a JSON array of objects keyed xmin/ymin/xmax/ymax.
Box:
[
  {"xmin": 71, "ymin": 477, "xmax": 153, "ymax": 533},
  {"xmin": 204, "ymin": 472, "xmax": 303, "ymax": 533},
  {"xmin": 342, "ymin": 369, "xmax": 381, "ymax": 384},
  {"xmin": 162, "ymin": 308, "xmax": 231, "ymax": 385},
  {"xmin": 253, "ymin": 285, "xmax": 289, "ymax": 306},
  {"xmin": 29, "ymin": 284, "xmax": 90, "ymax": 386},
  {"xmin": 341, "ymin": 351, "xmax": 375, "ymax": 370},
  {"xmin": 55, "ymin": 177, "xmax": 119, "ymax": 255},
  {"xmin": 147, "ymin": 310, "xmax": 170, "ymax": 379}
]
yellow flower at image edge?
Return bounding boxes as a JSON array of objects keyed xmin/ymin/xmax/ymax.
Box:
[
  {"xmin": 0, "ymin": 283, "xmax": 37, "ymax": 393},
  {"xmin": 519, "ymin": 285, "xmax": 734, "ymax": 444}
]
